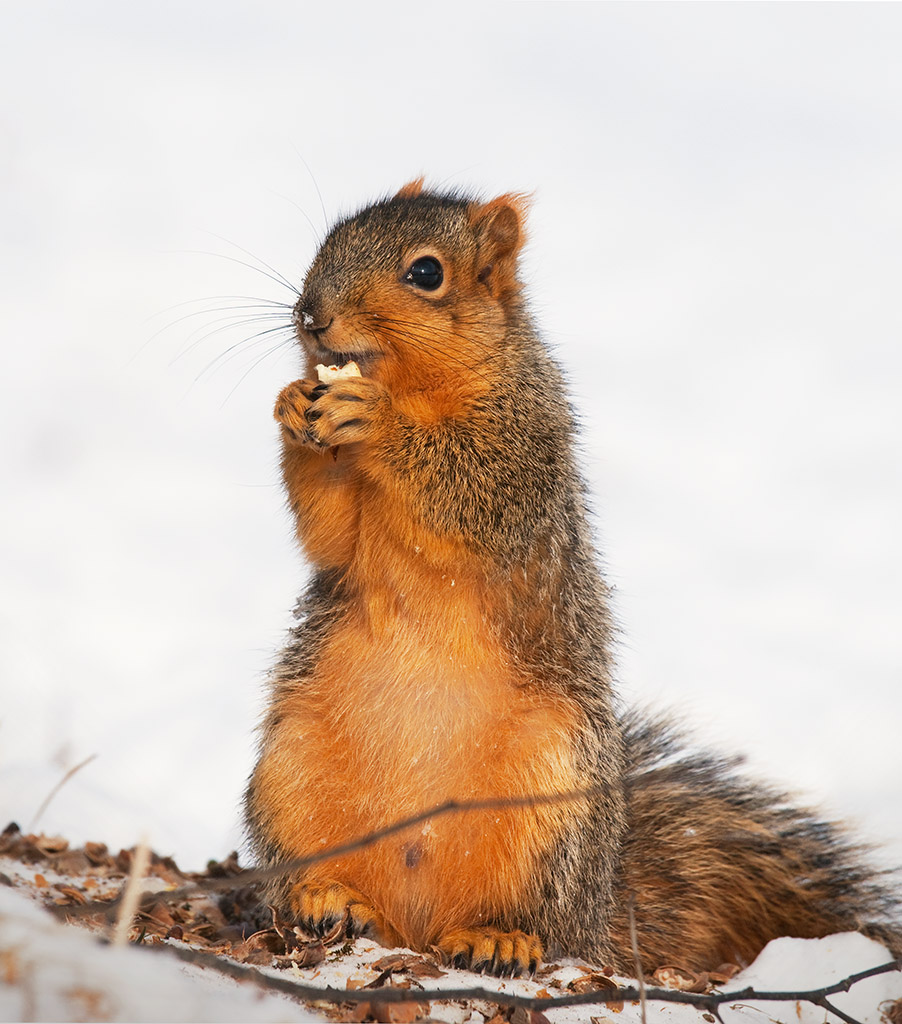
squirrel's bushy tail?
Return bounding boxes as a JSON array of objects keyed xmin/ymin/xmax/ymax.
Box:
[{"xmin": 609, "ymin": 710, "xmax": 900, "ymax": 972}]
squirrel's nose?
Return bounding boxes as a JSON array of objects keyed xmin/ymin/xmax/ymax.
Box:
[
  {"xmin": 294, "ymin": 305, "xmax": 332, "ymax": 335},
  {"xmin": 293, "ymin": 296, "xmax": 333, "ymax": 334}
]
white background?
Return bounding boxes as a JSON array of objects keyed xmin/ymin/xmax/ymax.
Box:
[{"xmin": 1, "ymin": 2, "xmax": 900, "ymax": 872}]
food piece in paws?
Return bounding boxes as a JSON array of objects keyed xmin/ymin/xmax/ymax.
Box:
[{"xmin": 315, "ymin": 361, "xmax": 362, "ymax": 384}]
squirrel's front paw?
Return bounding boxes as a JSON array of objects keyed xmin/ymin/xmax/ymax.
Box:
[
  {"xmin": 304, "ymin": 376, "xmax": 389, "ymax": 448},
  {"xmin": 436, "ymin": 927, "xmax": 543, "ymax": 977},
  {"xmin": 289, "ymin": 879, "xmax": 389, "ymax": 942},
  {"xmin": 274, "ymin": 379, "xmax": 318, "ymax": 444}
]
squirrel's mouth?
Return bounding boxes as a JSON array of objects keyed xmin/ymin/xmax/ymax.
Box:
[{"xmin": 309, "ymin": 344, "xmax": 379, "ymax": 375}]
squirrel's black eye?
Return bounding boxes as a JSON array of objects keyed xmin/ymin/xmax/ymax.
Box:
[{"xmin": 404, "ymin": 256, "xmax": 443, "ymax": 291}]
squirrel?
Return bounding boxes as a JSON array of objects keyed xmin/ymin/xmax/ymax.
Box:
[{"xmin": 244, "ymin": 180, "xmax": 900, "ymax": 976}]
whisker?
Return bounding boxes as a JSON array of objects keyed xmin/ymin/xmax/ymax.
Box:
[
  {"xmin": 168, "ymin": 249, "xmax": 301, "ymax": 298},
  {"xmin": 358, "ymin": 320, "xmax": 498, "ymax": 384},
  {"xmin": 148, "ymin": 295, "xmax": 293, "ymax": 322},
  {"xmin": 159, "ymin": 305, "xmax": 291, "ymax": 347},
  {"xmin": 193, "ymin": 325, "xmax": 297, "ymax": 382},
  {"xmin": 364, "ymin": 312, "xmax": 501, "ymax": 365},
  {"xmin": 219, "ymin": 337, "xmax": 297, "ymax": 407},
  {"xmin": 373, "ymin": 314, "xmax": 500, "ymax": 359},
  {"xmin": 291, "ymin": 144, "xmax": 329, "ymax": 234},
  {"xmin": 173, "ymin": 313, "xmax": 294, "ymax": 367},
  {"xmin": 268, "ymin": 187, "xmax": 323, "ymax": 249},
  {"xmin": 199, "ymin": 231, "xmax": 302, "ymax": 298},
  {"xmin": 129, "ymin": 296, "xmax": 294, "ymax": 367}
]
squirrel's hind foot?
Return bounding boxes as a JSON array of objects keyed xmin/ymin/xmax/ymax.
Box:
[
  {"xmin": 289, "ymin": 878, "xmax": 395, "ymax": 943},
  {"xmin": 437, "ymin": 927, "xmax": 543, "ymax": 978}
]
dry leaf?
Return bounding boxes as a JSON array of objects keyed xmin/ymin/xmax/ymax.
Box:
[
  {"xmin": 84, "ymin": 841, "xmax": 110, "ymax": 865},
  {"xmin": 569, "ymin": 973, "xmax": 621, "ymax": 996},
  {"xmin": 880, "ymin": 998, "xmax": 902, "ymax": 1024},
  {"xmin": 511, "ymin": 1009, "xmax": 551, "ymax": 1024},
  {"xmin": 35, "ymin": 835, "xmax": 69, "ymax": 854},
  {"xmin": 273, "ymin": 943, "xmax": 326, "ymax": 969},
  {"xmin": 232, "ymin": 928, "xmax": 284, "ymax": 964},
  {"xmin": 651, "ymin": 965, "xmax": 699, "ymax": 991},
  {"xmin": 54, "ymin": 885, "xmax": 87, "ymax": 905},
  {"xmin": 142, "ymin": 900, "xmax": 176, "ymax": 929},
  {"xmin": 368, "ymin": 999, "xmax": 427, "ymax": 1023},
  {"xmin": 370, "ymin": 953, "xmax": 445, "ymax": 980},
  {"xmin": 371, "ymin": 954, "xmax": 415, "ymax": 971}
]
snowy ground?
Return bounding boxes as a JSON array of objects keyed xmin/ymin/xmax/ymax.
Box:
[{"xmin": 2, "ymin": 841, "xmax": 901, "ymax": 1024}]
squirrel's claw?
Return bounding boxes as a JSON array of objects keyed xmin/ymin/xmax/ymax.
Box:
[
  {"xmin": 437, "ymin": 927, "xmax": 543, "ymax": 978},
  {"xmin": 274, "ymin": 379, "xmax": 318, "ymax": 445},
  {"xmin": 289, "ymin": 879, "xmax": 385, "ymax": 943},
  {"xmin": 302, "ymin": 376, "xmax": 389, "ymax": 448}
]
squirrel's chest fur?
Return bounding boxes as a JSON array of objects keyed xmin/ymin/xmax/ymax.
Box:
[{"xmin": 253, "ymin": 468, "xmax": 582, "ymax": 944}]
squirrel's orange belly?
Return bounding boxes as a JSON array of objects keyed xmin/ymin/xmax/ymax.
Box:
[{"xmin": 254, "ymin": 618, "xmax": 582, "ymax": 946}]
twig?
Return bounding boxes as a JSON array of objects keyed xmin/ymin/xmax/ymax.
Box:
[
  {"xmin": 55, "ymin": 784, "xmax": 605, "ymax": 919},
  {"xmin": 628, "ymin": 896, "xmax": 646, "ymax": 1024},
  {"xmin": 111, "ymin": 837, "xmax": 151, "ymax": 946},
  {"xmin": 148, "ymin": 942, "xmax": 900, "ymax": 1018},
  {"xmin": 28, "ymin": 754, "xmax": 97, "ymax": 831},
  {"xmin": 819, "ymin": 996, "xmax": 863, "ymax": 1024}
]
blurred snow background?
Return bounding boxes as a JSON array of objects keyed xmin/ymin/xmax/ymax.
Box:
[{"xmin": 1, "ymin": 2, "xmax": 899, "ymax": 871}]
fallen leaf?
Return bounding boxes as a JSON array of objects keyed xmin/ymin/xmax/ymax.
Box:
[
  {"xmin": 84, "ymin": 841, "xmax": 111, "ymax": 866},
  {"xmin": 273, "ymin": 943, "xmax": 326, "ymax": 969},
  {"xmin": 35, "ymin": 835, "xmax": 69, "ymax": 854},
  {"xmin": 370, "ymin": 953, "xmax": 445, "ymax": 979},
  {"xmin": 651, "ymin": 965, "xmax": 699, "ymax": 991},
  {"xmin": 369, "ymin": 999, "xmax": 427, "ymax": 1023},
  {"xmin": 54, "ymin": 885, "xmax": 87, "ymax": 905},
  {"xmin": 511, "ymin": 1010, "xmax": 551, "ymax": 1024},
  {"xmin": 879, "ymin": 997, "xmax": 902, "ymax": 1024}
]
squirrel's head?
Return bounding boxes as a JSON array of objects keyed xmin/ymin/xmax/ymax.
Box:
[{"xmin": 293, "ymin": 180, "xmax": 530, "ymax": 384}]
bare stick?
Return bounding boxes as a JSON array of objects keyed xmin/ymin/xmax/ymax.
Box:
[
  {"xmin": 56, "ymin": 783, "xmax": 604, "ymax": 919},
  {"xmin": 147, "ymin": 941, "xmax": 898, "ymax": 1019},
  {"xmin": 111, "ymin": 837, "xmax": 151, "ymax": 946},
  {"xmin": 28, "ymin": 754, "xmax": 97, "ymax": 831},
  {"xmin": 628, "ymin": 897, "xmax": 646, "ymax": 1024}
]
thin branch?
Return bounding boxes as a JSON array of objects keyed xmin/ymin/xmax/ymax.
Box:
[
  {"xmin": 819, "ymin": 996, "xmax": 863, "ymax": 1024},
  {"xmin": 111, "ymin": 837, "xmax": 151, "ymax": 946},
  {"xmin": 28, "ymin": 754, "xmax": 97, "ymax": 831},
  {"xmin": 147, "ymin": 941, "xmax": 900, "ymax": 1018},
  {"xmin": 54, "ymin": 784, "xmax": 604, "ymax": 920},
  {"xmin": 628, "ymin": 897, "xmax": 646, "ymax": 1024}
]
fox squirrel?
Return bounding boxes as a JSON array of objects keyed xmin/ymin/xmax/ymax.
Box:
[{"xmin": 244, "ymin": 180, "xmax": 899, "ymax": 976}]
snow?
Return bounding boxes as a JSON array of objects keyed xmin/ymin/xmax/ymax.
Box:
[
  {"xmin": 1, "ymin": 885, "xmax": 900, "ymax": 1024},
  {"xmin": 0, "ymin": 887, "xmax": 320, "ymax": 1023},
  {"xmin": 728, "ymin": 934, "xmax": 901, "ymax": 1023}
]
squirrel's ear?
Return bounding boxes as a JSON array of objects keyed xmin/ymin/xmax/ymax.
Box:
[
  {"xmin": 395, "ymin": 177, "xmax": 425, "ymax": 199},
  {"xmin": 469, "ymin": 193, "xmax": 530, "ymax": 298}
]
